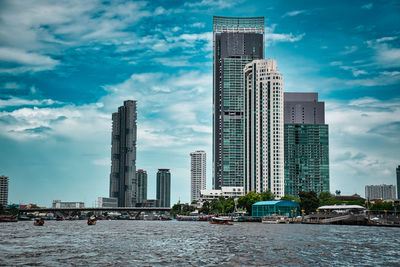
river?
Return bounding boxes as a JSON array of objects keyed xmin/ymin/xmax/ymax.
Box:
[{"xmin": 1, "ymin": 220, "xmax": 399, "ymax": 266}]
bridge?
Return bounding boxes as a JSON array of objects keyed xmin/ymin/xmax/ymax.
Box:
[{"xmin": 19, "ymin": 207, "xmax": 171, "ymax": 213}]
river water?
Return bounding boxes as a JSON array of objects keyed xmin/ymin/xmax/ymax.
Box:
[{"xmin": 1, "ymin": 220, "xmax": 399, "ymax": 266}]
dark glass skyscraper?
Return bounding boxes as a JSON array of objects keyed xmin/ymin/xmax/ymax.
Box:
[
  {"xmin": 110, "ymin": 100, "xmax": 137, "ymax": 207},
  {"xmin": 156, "ymin": 169, "xmax": 171, "ymax": 208},
  {"xmin": 397, "ymin": 165, "xmax": 400, "ymax": 199},
  {"xmin": 284, "ymin": 93, "xmax": 329, "ymax": 197},
  {"xmin": 213, "ymin": 16, "xmax": 264, "ymax": 189},
  {"xmin": 136, "ymin": 169, "xmax": 147, "ymax": 204}
]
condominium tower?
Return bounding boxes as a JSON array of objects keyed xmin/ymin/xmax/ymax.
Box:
[
  {"xmin": 244, "ymin": 59, "xmax": 284, "ymax": 198},
  {"xmin": 190, "ymin": 150, "xmax": 206, "ymax": 202},
  {"xmin": 213, "ymin": 16, "xmax": 264, "ymax": 189},
  {"xmin": 156, "ymin": 169, "xmax": 171, "ymax": 208},
  {"xmin": 0, "ymin": 175, "xmax": 8, "ymax": 206},
  {"xmin": 284, "ymin": 93, "xmax": 329, "ymax": 197},
  {"xmin": 109, "ymin": 100, "xmax": 137, "ymax": 207},
  {"xmin": 365, "ymin": 184, "xmax": 396, "ymax": 200},
  {"xmin": 397, "ymin": 165, "xmax": 400, "ymax": 199},
  {"xmin": 136, "ymin": 169, "xmax": 147, "ymax": 204}
]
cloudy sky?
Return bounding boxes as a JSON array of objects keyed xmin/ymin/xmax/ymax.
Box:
[{"xmin": 0, "ymin": 0, "xmax": 399, "ymax": 206}]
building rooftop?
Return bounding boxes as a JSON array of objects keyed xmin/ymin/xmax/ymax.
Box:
[{"xmin": 253, "ymin": 200, "xmax": 300, "ymax": 207}]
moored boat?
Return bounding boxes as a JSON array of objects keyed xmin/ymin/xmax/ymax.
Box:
[
  {"xmin": 210, "ymin": 217, "xmax": 233, "ymax": 225},
  {"xmin": 0, "ymin": 215, "xmax": 18, "ymax": 222},
  {"xmin": 34, "ymin": 218, "xmax": 44, "ymax": 226}
]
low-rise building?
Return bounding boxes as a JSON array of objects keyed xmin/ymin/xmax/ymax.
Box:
[
  {"xmin": 52, "ymin": 200, "xmax": 85, "ymax": 208},
  {"xmin": 98, "ymin": 197, "xmax": 118, "ymax": 208},
  {"xmin": 200, "ymin": 187, "xmax": 245, "ymax": 201},
  {"xmin": 252, "ymin": 200, "xmax": 300, "ymax": 218}
]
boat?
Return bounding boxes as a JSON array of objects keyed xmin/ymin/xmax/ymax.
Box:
[
  {"xmin": 262, "ymin": 216, "xmax": 279, "ymax": 224},
  {"xmin": 87, "ymin": 217, "xmax": 97, "ymax": 225},
  {"xmin": 0, "ymin": 215, "xmax": 18, "ymax": 222},
  {"xmin": 210, "ymin": 217, "xmax": 233, "ymax": 225},
  {"xmin": 34, "ymin": 218, "xmax": 44, "ymax": 226}
]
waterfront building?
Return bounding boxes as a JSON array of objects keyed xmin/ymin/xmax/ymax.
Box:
[
  {"xmin": 52, "ymin": 200, "xmax": 85, "ymax": 208},
  {"xmin": 156, "ymin": 169, "xmax": 171, "ymax": 208},
  {"xmin": 252, "ymin": 200, "xmax": 300, "ymax": 218},
  {"xmin": 200, "ymin": 186, "xmax": 244, "ymax": 202},
  {"xmin": 98, "ymin": 197, "xmax": 118, "ymax": 208},
  {"xmin": 365, "ymin": 184, "xmax": 396, "ymax": 200},
  {"xmin": 0, "ymin": 175, "xmax": 8, "ymax": 206},
  {"xmin": 284, "ymin": 92, "xmax": 329, "ymax": 197},
  {"xmin": 190, "ymin": 150, "xmax": 206, "ymax": 202},
  {"xmin": 244, "ymin": 59, "xmax": 284, "ymax": 198},
  {"xmin": 397, "ymin": 165, "xmax": 400, "ymax": 199},
  {"xmin": 109, "ymin": 100, "xmax": 137, "ymax": 207},
  {"xmin": 213, "ymin": 16, "xmax": 264, "ymax": 190},
  {"xmin": 136, "ymin": 199, "xmax": 160, "ymax": 208},
  {"xmin": 136, "ymin": 169, "xmax": 147, "ymax": 203}
]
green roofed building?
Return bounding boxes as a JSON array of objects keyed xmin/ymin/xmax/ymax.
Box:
[{"xmin": 252, "ymin": 200, "xmax": 300, "ymax": 218}]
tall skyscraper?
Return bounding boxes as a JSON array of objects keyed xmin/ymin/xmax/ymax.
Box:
[
  {"xmin": 136, "ymin": 169, "xmax": 147, "ymax": 203},
  {"xmin": 365, "ymin": 184, "xmax": 396, "ymax": 200},
  {"xmin": 109, "ymin": 100, "xmax": 137, "ymax": 207},
  {"xmin": 0, "ymin": 175, "xmax": 8, "ymax": 206},
  {"xmin": 156, "ymin": 169, "xmax": 171, "ymax": 208},
  {"xmin": 284, "ymin": 93, "xmax": 329, "ymax": 197},
  {"xmin": 244, "ymin": 59, "xmax": 284, "ymax": 198},
  {"xmin": 190, "ymin": 150, "xmax": 206, "ymax": 202},
  {"xmin": 213, "ymin": 16, "xmax": 264, "ymax": 190},
  {"xmin": 397, "ymin": 165, "xmax": 400, "ymax": 199}
]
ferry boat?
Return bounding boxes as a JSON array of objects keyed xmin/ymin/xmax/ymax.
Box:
[
  {"xmin": 0, "ymin": 215, "xmax": 17, "ymax": 222},
  {"xmin": 210, "ymin": 217, "xmax": 233, "ymax": 225}
]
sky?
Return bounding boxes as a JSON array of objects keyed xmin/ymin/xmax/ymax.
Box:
[{"xmin": 0, "ymin": 0, "xmax": 399, "ymax": 207}]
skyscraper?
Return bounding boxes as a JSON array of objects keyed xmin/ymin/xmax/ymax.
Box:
[
  {"xmin": 284, "ymin": 93, "xmax": 329, "ymax": 197},
  {"xmin": 0, "ymin": 175, "xmax": 8, "ymax": 206},
  {"xmin": 109, "ymin": 100, "xmax": 137, "ymax": 207},
  {"xmin": 136, "ymin": 169, "xmax": 147, "ymax": 204},
  {"xmin": 157, "ymin": 169, "xmax": 171, "ymax": 208},
  {"xmin": 244, "ymin": 59, "xmax": 284, "ymax": 198},
  {"xmin": 397, "ymin": 165, "xmax": 400, "ymax": 199},
  {"xmin": 213, "ymin": 16, "xmax": 264, "ymax": 190},
  {"xmin": 190, "ymin": 150, "xmax": 206, "ymax": 202}
]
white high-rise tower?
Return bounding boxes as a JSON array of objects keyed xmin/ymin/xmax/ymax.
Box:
[
  {"xmin": 190, "ymin": 150, "xmax": 206, "ymax": 202},
  {"xmin": 244, "ymin": 59, "xmax": 284, "ymax": 198}
]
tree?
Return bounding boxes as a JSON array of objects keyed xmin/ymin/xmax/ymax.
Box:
[
  {"xmin": 170, "ymin": 203, "xmax": 182, "ymax": 216},
  {"xmin": 200, "ymin": 201, "xmax": 210, "ymax": 214},
  {"xmin": 371, "ymin": 202, "xmax": 394, "ymax": 211},
  {"xmin": 280, "ymin": 195, "xmax": 296, "ymax": 201},
  {"xmin": 238, "ymin": 191, "xmax": 261, "ymax": 215},
  {"xmin": 260, "ymin": 190, "xmax": 275, "ymax": 201},
  {"xmin": 299, "ymin": 191, "xmax": 320, "ymax": 214}
]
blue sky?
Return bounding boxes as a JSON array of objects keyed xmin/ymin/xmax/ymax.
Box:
[{"xmin": 0, "ymin": 0, "xmax": 399, "ymax": 206}]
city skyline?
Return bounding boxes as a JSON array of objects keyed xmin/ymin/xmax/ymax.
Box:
[{"xmin": 0, "ymin": 1, "xmax": 399, "ymax": 206}]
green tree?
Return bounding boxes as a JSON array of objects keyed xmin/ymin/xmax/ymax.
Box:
[
  {"xmin": 371, "ymin": 202, "xmax": 394, "ymax": 211},
  {"xmin": 200, "ymin": 201, "xmax": 210, "ymax": 214},
  {"xmin": 280, "ymin": 195, "xmax": 296, "ymax": 201},
  {"xmin": 0, "ymin": 204, "xmax": 4, "ymax": 214},
  {"xmin": 238, "ymin": 191, "xmax": 261, "ymax": 215},
  {"xmin": 299, "ymin": 191, "xmax": 320, "ymax": 214},
  {"xmin": 170, "ymin": 203, "xmax": 182, "ymax": 216},
  {"xmin": 260, "ymin": 190, "xmax": 275, "ymax": 201}
]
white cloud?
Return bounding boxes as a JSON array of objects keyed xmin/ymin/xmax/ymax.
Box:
[
  {"xmin": 282, "ymin": 10, "xmax": 308, "ymax": 18},
  {"xmin": 184, "ymin": 0, "xmax": 241, "ymax": 8},
  {"xmin": 361, "ymin": 3, "xmax": 373, "ymax": 9},
  {"xmin": 342, "ymin": 45, "xmax": 358, "ymax": 54},
  {"xmin": 0, "ymin": 97, "xmax": 61, "ymax": 108},
  {"xmin": 265, "ymin": 24, "xmax": 305, "ymax": 46}
]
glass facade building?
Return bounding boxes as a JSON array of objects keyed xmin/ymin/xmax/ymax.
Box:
[
  {"xmin": 136, "ymin": 169, "xmax": 147, "ymax": 204},
  {"xmin": 109, "ymin": 100, "xmax": 137, "ymax": 207},
  {"xmin": 156, "ymin": 169, "xmax": 171, "ymax": 208},
  {"xmin": 213, "ymin": 16, "xmax": 264, "ymax": 190},
  {"xmin": 284, "ymin": 93, "xmax": 329, "ymax": 197},
  {"xmin": 252, "ymin": 200, "xmax": 300, "ymax": 218}
]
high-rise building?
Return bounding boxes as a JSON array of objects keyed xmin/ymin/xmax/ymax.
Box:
[
  {"xmin": 0, "ymin": 175, "xmax": 8, "ymax": 206},
  {"xmin": 213, "ymin": 16, "xmax": 264, "ymax": 190},
  {"xmin": 136, "ymin": 169, "xmax": 147, "ymax": 203},
  {"xmin": 397, "ymin": 165, "xmax": 400, "ymax": 199},
  {"xmin": 365, "ymin": 184, "xmax": 396, "ymax": 200},
  {"xmin": 109, "ymin": 100, "xmax": 137, "ymax": 207},
  {"xmin": 156, "ymin": 169, "xmax": 171, "ymax": 208},
  {"xmin": 244, "ymin": 59, "xmax": 284, "ymax": 198},
  {"xmin": 190, "ymin": 150, "xmax": 206, "ymax": 202},
  {"xmin": 284, "ymin": 93, "xmax": 329, "ymax": 197}
]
